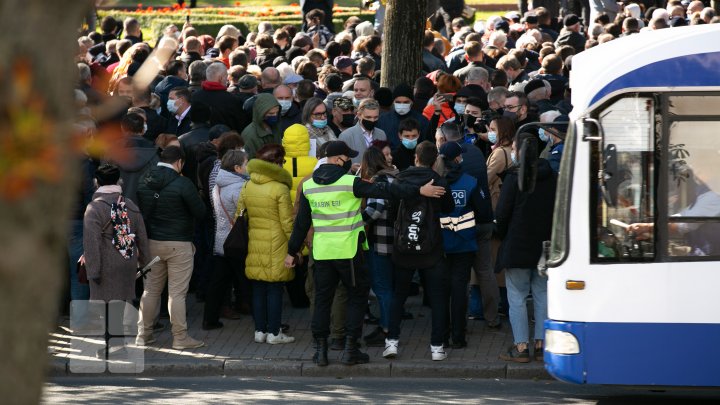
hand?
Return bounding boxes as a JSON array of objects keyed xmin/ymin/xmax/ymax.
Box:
[
  {"xmin": 312, "ymin": 32, "xmax": 321, "ymax": 48},
  {"xmin": 432, "ymin": 94, "xmax": 443, "ymax": 111},
  {"xmin": 78, "ymin": 255, "xmax": 85, "ymax": 266},
  {"xmin": 284, "ymin": 254, "xmax": 296, "ymax": 268},
  {"xmin": 420, "ymin": 179, "xmax": 446, "ymax": 198},
  {"xmin": 628, "ymin": 223, "xmax": 653, "ymax": 240}
]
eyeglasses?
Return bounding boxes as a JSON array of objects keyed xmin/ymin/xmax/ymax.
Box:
[
  {"xmin": 311, "ymin": 111, "xmax": 327, "ymax": 118},
  {"xmin": 504, "ymin": 104, "xmax": 521, "ymax": 111}
]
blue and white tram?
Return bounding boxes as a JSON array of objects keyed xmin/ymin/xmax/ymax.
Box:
[{"xmin": 542, "ymin": 24, "xmax": 720, "ymax": 386}]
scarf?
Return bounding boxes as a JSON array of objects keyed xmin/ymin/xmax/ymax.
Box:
[
  {"xmin": 201, "ymin": 81, "xmax": 227, "ymax": 91},
  {"xmin": 96, "ymin": 185, "xmax": 122, "ymax": 194}
]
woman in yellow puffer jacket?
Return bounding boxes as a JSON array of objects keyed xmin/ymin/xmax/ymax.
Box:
[{"xmin": 236, "ymin": 144, "xmax": 295, "ymax": 345}]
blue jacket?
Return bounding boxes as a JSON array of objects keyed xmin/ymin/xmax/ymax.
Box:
[
  {"xmin": 376, "ymin": 109, "xmax": 430, "ymax": 149},
  {"xmin": 441, "ymin": 171, "xmax": 479, "ymax": 253},
  {"xmin": 458, "ymin": 143, "xmax": 493, "ymax": 223}
]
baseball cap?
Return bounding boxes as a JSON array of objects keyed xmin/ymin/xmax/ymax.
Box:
[
  {"xmin": 333, "ymin": 56, "xmax": 353, "ymax": 70},
  {"xmin": 563, "ymin": 14, "xmax": 580, "ymax": 27},
  {"xmin": 325, "ymin": 141, "xmax": 359, "ymax": 158},
  {"xmin": 439, "ymin": 142, "xmax": 463, "ymax": 161},
  {"xmin": 333, "ymin": 96, "xmax": 354, "ymax": 110}
]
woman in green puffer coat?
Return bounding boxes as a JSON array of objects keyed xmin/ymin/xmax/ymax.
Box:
[{"xmin": 236, "ymin": 144, "xmax": 296, "ymax": 345}]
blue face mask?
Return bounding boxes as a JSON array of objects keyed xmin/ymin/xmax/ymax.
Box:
[
  {"xmin": 312, "ymin": 119, "xmax": 328, "ymax": 129},
  {"xmin": 278, "ymin": 100, "xmax": 292, "ymax": 114},
  {"xmin": 453, "ymin": 102, "xmax": 466, "ymax": 115},
  {"xmin": 167, "ymin": 99, "xmax": 178, "ymax": 114},
  {"xmin": 487, "ymin": 131, "xmax": 498, "ymax": 144},
  {"xmin": 511, "ymin": 151, "xmax": 517, "ymax": 165},
  {"xmin": 539, "ymin": 128, "xmax": 554, "ymax": 146},
  {"xmin": 264, "ymin": 115, "xmax": 279, "ymax": 125},
  {"xmin": 401, "ymin": 137, "xmax": 418, "ymax": 150}
]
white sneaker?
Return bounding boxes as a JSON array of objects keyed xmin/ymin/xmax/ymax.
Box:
[
  {"xmin": 266, "ymin": 332, "xmax": 295, "ymax": 344},
  {"xmin": 254, "ymin": 331, "xmax": 268, "ymax": 343},
  {"xmin": 383, "ymin": 339, "xmax": 399, "ymax": 359},
  {"xmin": 431, "ymin": 344, "xmax": 447, "ymax": 361},
  {"xmin": 135, "ymin": 334, "xmax": 156, "ymax": 346}
]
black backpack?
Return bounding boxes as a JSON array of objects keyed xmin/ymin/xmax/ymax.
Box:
[{"xmin": 393, "ymin": 197, "xmax": 437, "ymax": 254}]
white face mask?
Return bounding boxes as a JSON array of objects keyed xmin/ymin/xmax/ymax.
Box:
[
  {"xmin": 278, "ymin": 99, "xmax": 292, "ymax": 114},
  {"xmin": 143, "ymin": 123, "xmax": 148, "ymax": 134},
  {"xmin": 394, "ymin": 103, "xmax": 411, "ymax": 115}
]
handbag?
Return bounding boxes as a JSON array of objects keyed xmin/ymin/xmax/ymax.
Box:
[{"xmin": 217, "ymin": 185, "xmax": 249, "ymax": 260}]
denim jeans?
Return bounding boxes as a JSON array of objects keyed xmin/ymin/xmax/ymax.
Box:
[
  {"xmin": 368, "ymin": 248, "xmax": 393, "ymax": 330},
  {"xmin": 447, "ymin": 252, "xmax": 475, "ymax": 343},
  {"xmin": 389, "ymin": 261, "xmax": 449, "ymax": 346},
  {"xmin": 468, "ymin": 285, "xmax": 483, "ymax": 318},
  {"xmin": 505, "ymin": 268, "xmax": 548, "ymax": 344},
  {"xmin": 68, "ymin": 220, "xmax": 89, "ymax": 302},
  {"xmin": 252, "ymin": 280, "xmax": 285, "ymax": 335}
]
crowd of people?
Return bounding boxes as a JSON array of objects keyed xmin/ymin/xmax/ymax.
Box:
[{"xmin": 71, "ymin": 0, "xmax": 712, "ymax": 363}]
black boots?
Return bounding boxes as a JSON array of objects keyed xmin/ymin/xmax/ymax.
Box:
[
  {"xmin": 341, "ymin": 336, "xmax": 370, "ymax": 365},
  {"xmin": 313, "ymin": 338, "xmax": 329, "ymax": 367}
]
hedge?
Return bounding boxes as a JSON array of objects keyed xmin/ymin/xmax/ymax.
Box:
[{"xmin": 98, "ymin": 6, "xmax": 375, "ymax": 43}]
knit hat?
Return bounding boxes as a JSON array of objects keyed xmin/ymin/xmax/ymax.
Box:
[
  {"xmin": 392, "ymin": 83, "xmax": 414, "ymax": 101},
  {"xmin": 563, "ymin": 14, "xmax": 580, "ymax": 27},
  {"xmin": 238, "ymin": 74, "xmax": 258, "ymax": 90}
]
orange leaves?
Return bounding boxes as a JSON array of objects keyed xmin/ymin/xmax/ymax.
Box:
[
  {"xmin": 290, "ymin": 2, "xmax": 299, "ymax": 6},
  {"xmin": 0, "ymin": 57, "xmax": 63, "ymax": 200},
  {"xmin": 235, "ymin": 1, "xmax": 241, "ymax": 6}
]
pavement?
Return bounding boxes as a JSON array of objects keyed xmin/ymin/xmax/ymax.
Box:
[{"xmin": 48, "ymin": 292, "xmax": 550, "ymax": 379}]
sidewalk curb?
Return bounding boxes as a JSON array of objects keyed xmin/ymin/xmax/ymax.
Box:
[{"xmin": 49, "ymin": 357, "xmax": 552, "ymax": 379}]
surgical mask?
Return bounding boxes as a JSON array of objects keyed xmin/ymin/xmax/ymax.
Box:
[
  {"xmin": 487, "ymin": 131, "xmax": 497, "ymax": 144},
  {"xmin": 401, "ymin": 138, "xmax": 418, "ymax": 150},
  {"xmin": 143, "ymin": 123, "xmax": 148, "ymax": 134},
  {"xmin": 394, "ymin": 103, "xmax": 411, "ymax": 115},
  {"xmin": 278, "ymin": 100, "xmax": 292, "ymax": 114},
  {"xmin": 312, "ymin": 119, "xmax": 328, "ymax": 129},
  {"xmin": 361, "ymin": 119, "xmax": 376, "ymax": 132},
  {"xmin": 353, "ymin": 97, "xmax": 361, "ymax": 108},
  {"xmin": 453, "ymin": 102, "xmax": 466, "ymax": 115},
  {"xmin": 264, "ymin": 115, "xmax": 279, "ymax": 125},
  {"xmin": 342, "ymin": 158, "xmax": 352, "ymax": 172},
  {"xmin": 511, "ymin": 151, "xmax": 517, "ymax": 164},
  {"xmin": 539, "ymin": 128, "xmax": 554, "ymax": 146},
  {"xmin": 167, "ymin": 99, "xmax": 178, "ymax": 114},
  {"xmin": 155, "ymin": 107, "xmax": 162, "ymax": 115},
  {"xmin": 341, "ymin": 113, "xmax": 355, "ymax": 127}
]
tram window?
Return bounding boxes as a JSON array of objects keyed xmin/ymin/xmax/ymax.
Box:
[
  {"xmin": 593, "ymin": 97, "xmax": 655, "ymax": 261},
  {"xmin": 668, "ymin": 96, "xmax": 720, "ymax": 116},
  {"xmin": 666, "ymin": 121, "xmax": 720, "ymax": 258}
]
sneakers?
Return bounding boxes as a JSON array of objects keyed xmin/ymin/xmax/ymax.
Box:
[
  {"xmin": 172, "ymin": 336, "xmax": 205, "ymax": 350},
  {"xmin": 430, "ymin": 345, "xmax": 447, "ymax": 361},
  {"xmin": 499, "ymin": 344, "xmax": 530, "ymax": 363},
  {"xmin": 254, "ymin": 331, "xmax": 268, "ymax": 343},
  {"xmin": 266, "ymin": 332, "xmax": 295, "ymax": 345},
  {"xmin": 363, "ymin": 326, "xmax": 386, "ymax": 347},
  {"xmin": 383, "ymin": 339, "xmax": 399, "ymax": 359},
  {"xmin": 135, "ymin": 334, "xmax": 156, "ymax": 346}
]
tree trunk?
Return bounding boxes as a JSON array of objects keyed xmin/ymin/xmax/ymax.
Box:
[
  {"xmin": 0, "ymin": 0, "xmax": 91, "ymax": 403},
  {"xmin": 380, "ymin": 0, "xmax": 428, "ymax": 89}
]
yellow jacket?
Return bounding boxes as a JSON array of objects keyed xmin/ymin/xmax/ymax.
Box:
[
  {"xmin": 282, "ymin": 124, "xmax": 318, "ymax": 203},
  {"xmin": 237, "ymin": 159, "xmax": 294, "ymax": 282}
]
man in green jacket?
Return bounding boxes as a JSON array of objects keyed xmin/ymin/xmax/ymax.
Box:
[
  {"xmin": 136, "ymin": 146, "xmax": 207, "ymax": 350},
  {"xmin": 285, "ymin": 141, "xmax": 447, "ymax": 366},
  {"xmin": 241, "ymin": 93, "xmax": 281, "ymax": 159}
]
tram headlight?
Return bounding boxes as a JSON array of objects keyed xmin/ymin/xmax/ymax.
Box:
[{"xmin": 545, "ymin": 330, "xmax": 580, "ymax": 354}]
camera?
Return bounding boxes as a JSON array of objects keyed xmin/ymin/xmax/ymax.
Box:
[{"xmin": 469, "ymin": 110, "xmax": 499, "ymax": 133}]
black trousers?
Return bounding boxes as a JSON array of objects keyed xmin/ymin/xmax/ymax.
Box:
[
  {"xmin": 203, "ymin": 255, "xmax": 244, "ymax": 324},
  {"xmin": 389, "ymin": 259, "xmax": 449, "ymax": 346},
  {"xmin": 311, "ymin": 252, "xmax": 369, "ymax": 339},
  {"xmin": 447, "ymin": 252, "xmax": 475, "ymax": 343}
]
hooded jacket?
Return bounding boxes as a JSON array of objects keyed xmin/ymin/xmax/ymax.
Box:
[
  {"xmin": 114, "ymin": 136, "xmax": 159, "ymax": 205},
  {"xmin": 241, "ymin": 93, "xmax": 281, "ymax": 159},
  {"xmin": 391, "ymin": 166, "xmax": 454, "ymax": 268},
  {"xmin": 495, "ymin": 159, "xmax": 557, "ymax": 270},
  {"xmin": 282, "ymin": 124, "xmax": 318, "ymax": 202},
  {"xmin": 238, "ymin": 159, "xmax": 295, "ymax": 282},
  {"xmin": 136, "ymin": 165, "xmax": 206, "ymax": 241},
  {"xmin": 212, "ymin": 168, "xmax": 249, "ymax": 256}
]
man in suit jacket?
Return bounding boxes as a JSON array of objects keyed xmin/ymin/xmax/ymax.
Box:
[
  {"xmin": 339, "ymin": 98, "xmax": 386, "ymax": 165},
  {"xmin": 166, "ymin": 87, "xmax": 192, "ymax": 136}
]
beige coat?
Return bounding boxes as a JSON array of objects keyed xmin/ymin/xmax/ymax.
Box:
[{"xmin": 486, "ymin": 145, "xmax": 513, "ymax": 211}]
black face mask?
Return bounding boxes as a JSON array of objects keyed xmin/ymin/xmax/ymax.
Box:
[
  {"xmin": 361, "ymin": 119, "xmax": 376, "ymax": 132},
  {"xmin": 341, "ymin": 158, "xmax": 352, "ymax": 172},
  {"xmin": 341, "ymin": 113, "xmax": 355, "ymax": 127}
]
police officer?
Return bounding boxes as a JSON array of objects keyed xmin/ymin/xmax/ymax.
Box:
[{"xmin": 285, "ymin": 141, "xmax": 446, "ymax": 366}]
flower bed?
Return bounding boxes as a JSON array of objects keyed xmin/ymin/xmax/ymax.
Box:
[{"xmin": 99, "ymin": 3, "xmax": 375, "ymax": 43}]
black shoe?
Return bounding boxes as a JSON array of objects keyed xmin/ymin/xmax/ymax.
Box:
[
  {"xmin": 364, "ymin": 308, "xmax": 379, "ymax": 325},
  {"xmin": 330, "ymin": 338, "xmax": 345, "ymax": 351},
  {"xmin": 312, "ymin": 338, "xmax": 329, "ymax": 367},
  {"xmin": 499, "ymin": 344, "xmax": 530, "ymax": 363},
  {"xmin": 402, "ymin": 311, "xmax": 414, "ymax": 320},
  {"xmin": 451, "ymin": 340, "xmax": 467, "ymax": 349},
  {"xmin": 486, "ymin": 320, "xmax": 502, "ymax": 330},
  {"xmin": 281, "ymin": 323, "xmax": 290, "ymax": 333},
  {"xmin": 363, "ymin": 326, "xmax": 386, "ymax": 347},
  {"xmin": 341, "ymin": 336, "xmax": 370, "ymax": 365},
  {"xmin": 202, "ymin": 321, "xmax": 224, "ymax": 331}
]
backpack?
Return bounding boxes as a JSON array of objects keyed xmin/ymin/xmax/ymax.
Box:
[
  {"xmin": 110, "ymin": 195, "xmax": 135, "ymax": 260},
  {"xmin": 393, "ymin": 197, "xmax": 437, "ymax": 254}
]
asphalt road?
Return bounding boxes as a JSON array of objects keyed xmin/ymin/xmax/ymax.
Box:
[{"xmin": 42, "ymin": 377, "xmax": 720, "ymax": 404}]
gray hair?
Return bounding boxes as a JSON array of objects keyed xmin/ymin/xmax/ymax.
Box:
[
  {"xmin": 205, "ymin": 61, "xmax": 228, "ymax": 82},
  {"xmin": 488, "ymin": 86, "xmax": 510, "ymax": 105},
  {"xmin": 77, "ymin": 63, "xmax": 91, "ymax": 82},
  {"xmin": 221, "ymin": 149, "xmax": 248, "ymax": 171},
  {"xmin": 465, "ymin": 67, "xmax": 489, "ymax": 84},
  {"xmin": 540, "ymin": 109, "xmax": 562, "ymax": 124}
]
